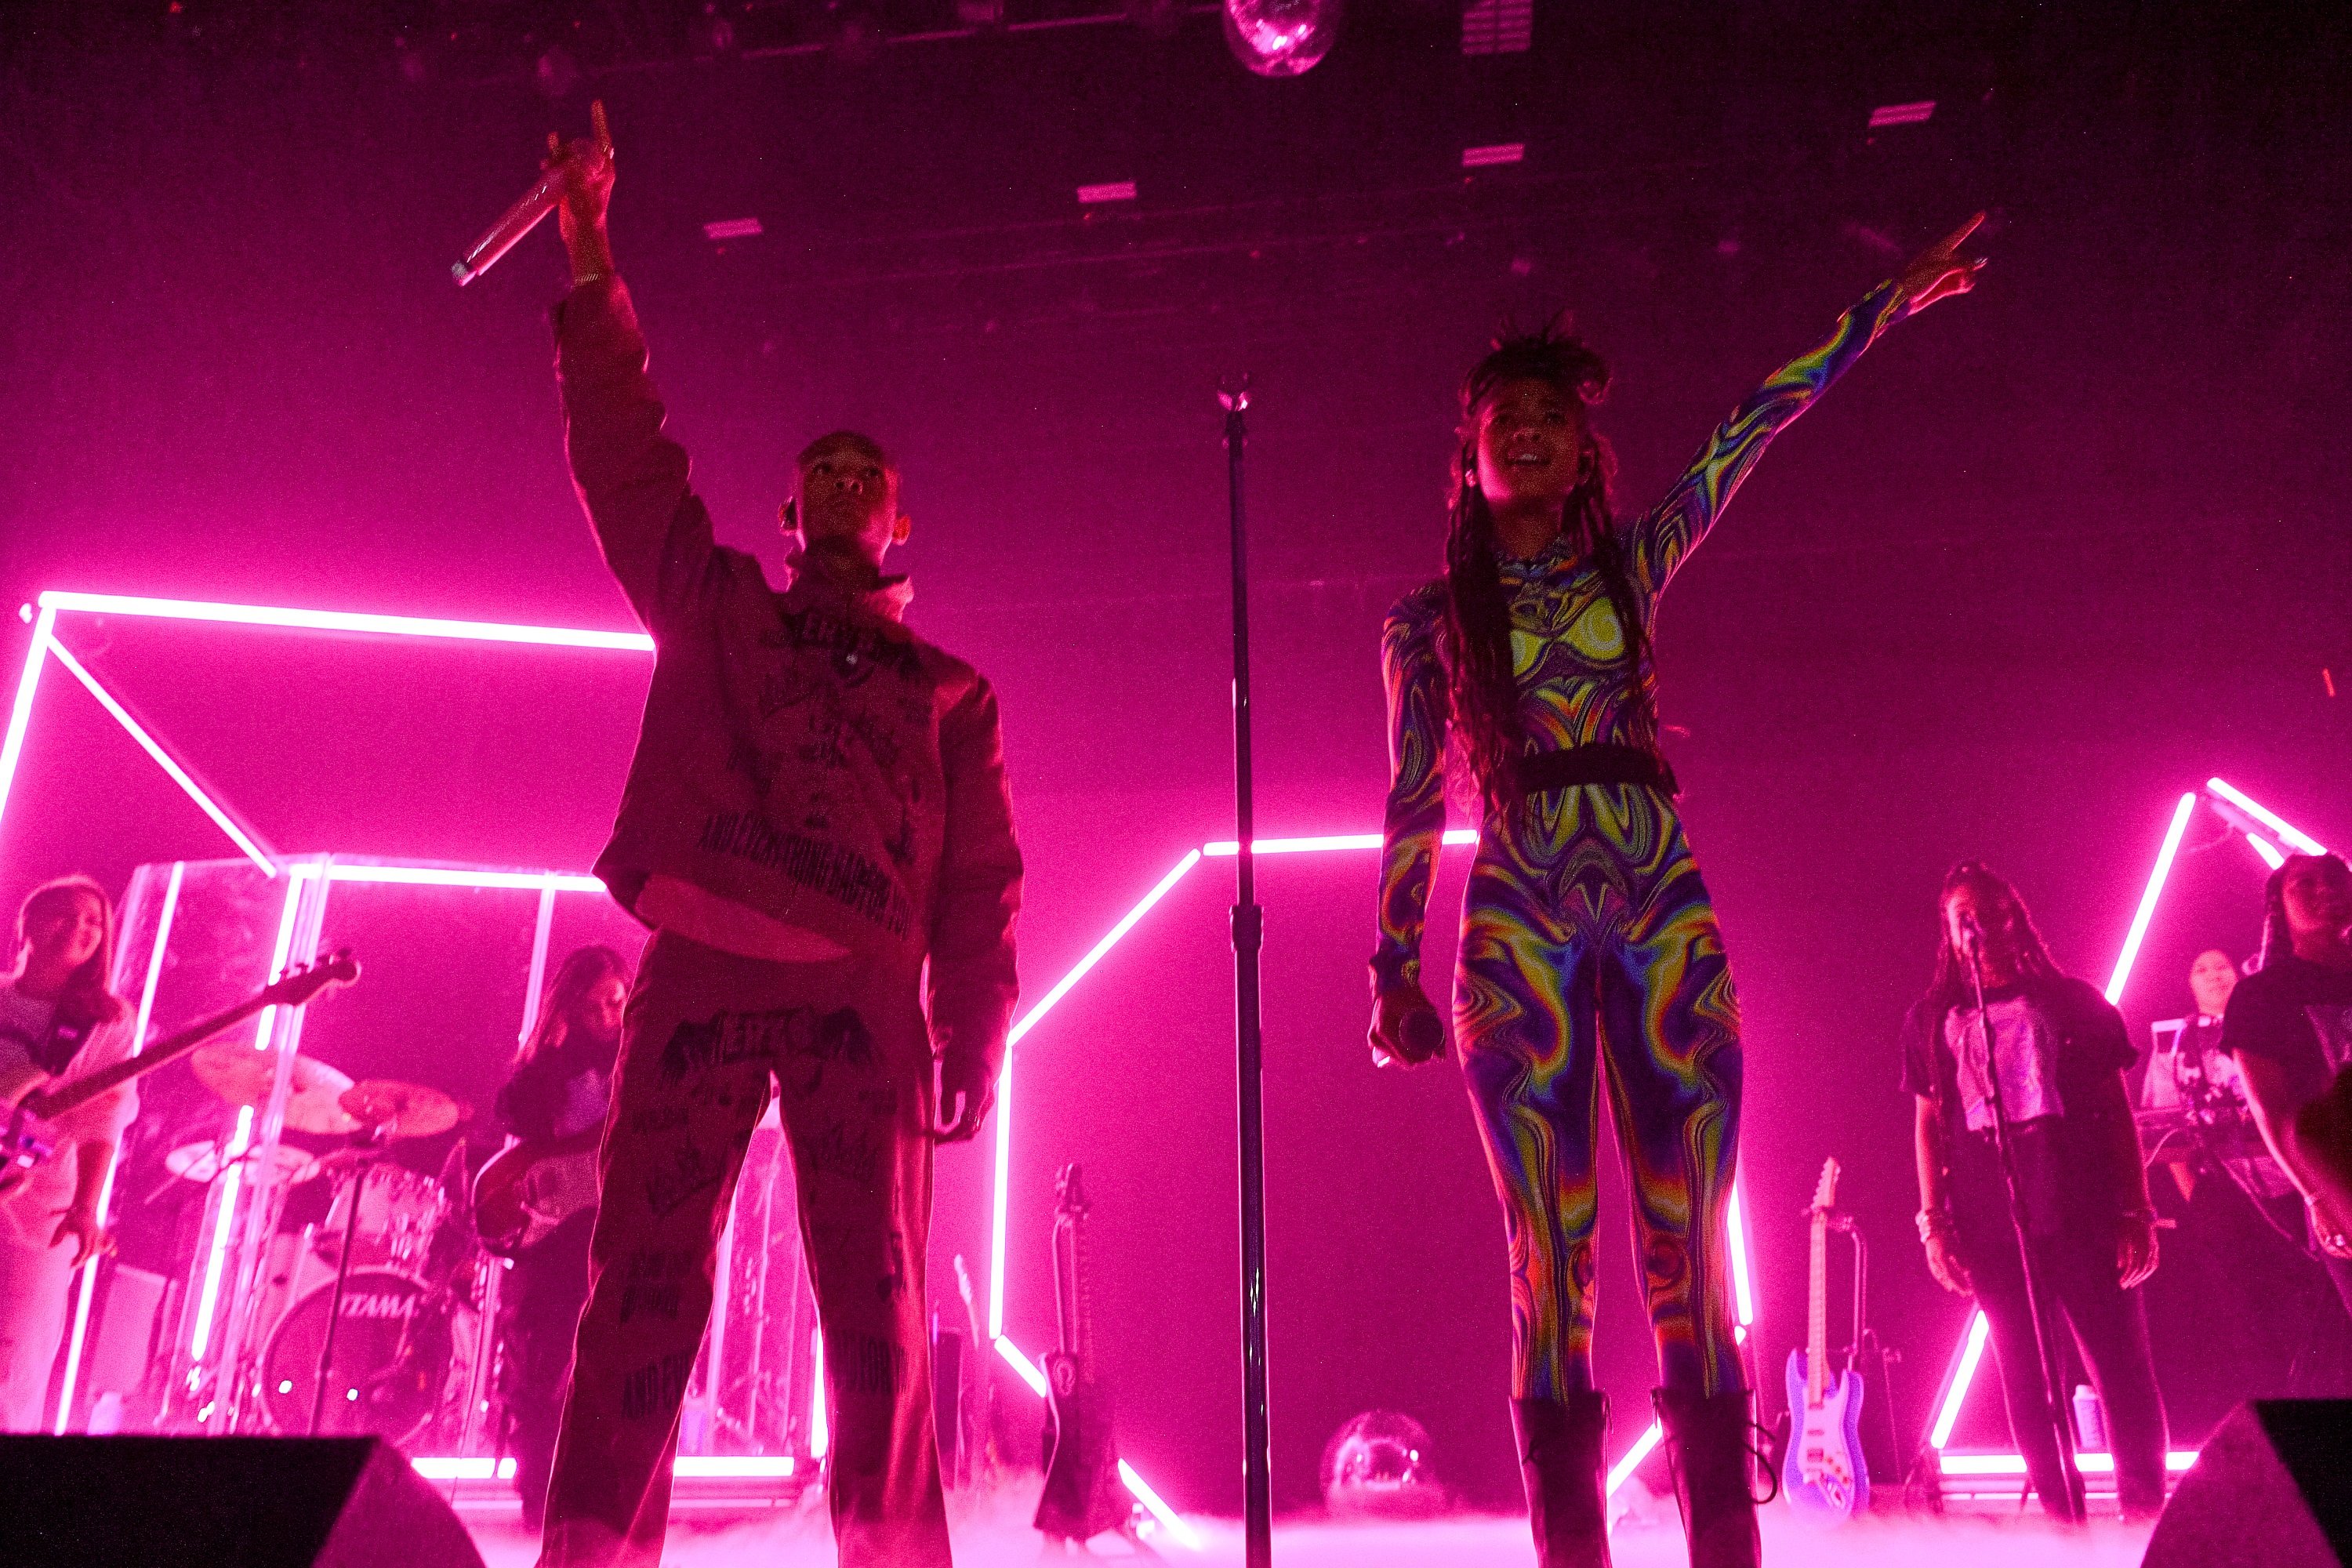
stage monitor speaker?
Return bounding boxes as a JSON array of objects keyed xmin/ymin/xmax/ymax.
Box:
[
  {"xmin": 2143, "ymin": 1399, "xmax": 2352, "ymax": 1568},
  {"xmin": 0, "ymin": 1435, "xmax": 485, "ymax": 1568}
]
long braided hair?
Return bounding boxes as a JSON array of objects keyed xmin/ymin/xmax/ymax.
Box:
[
  {"xmin": 2257, "ymin": 852, "xmax": 2352, "ymax": 970},
  {"xmin": 1923, "ymin": 861, "xmax": 2061, "ymax": 1015},
  {"xmin": 1443, "ymin": 321, "xmax": 1659, "ymax": 814}
]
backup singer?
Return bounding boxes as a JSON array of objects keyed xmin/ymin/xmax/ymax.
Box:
[
  {"xmin": 0, "ymin": 877, "xmax": 138, "ymax": 1432},
  {"xmin": 2225, "ymin": 852, "xmax": 2352, "ymax": 1319},
  {"xmin": 495, "ymin": 945, "xmax": 630, "ymax": 1534},
  {"xmin": 1369, "ymin": 220, "xmax": 1987, "ymax": 1568},
  {"xmin": 532, "ymin": 118, "xmax": 1022, "ymax": 1568},
  {"xmin": 1904, "ymin": 863, "xmax": 2169, "ymax": 1521}
]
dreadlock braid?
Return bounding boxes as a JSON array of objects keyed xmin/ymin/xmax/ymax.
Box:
[{"xmin": 1441, "ymin": 321, "xmax": 1661, "ymax": 814}]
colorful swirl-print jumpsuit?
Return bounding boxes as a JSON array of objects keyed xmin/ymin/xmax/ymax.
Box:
[{"xmin": 1374, "ymin": 282, "xmax": 1910, "ymax": 1400}]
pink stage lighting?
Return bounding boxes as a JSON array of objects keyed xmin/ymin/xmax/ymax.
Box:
[
  {"xmin": 2207, "ymin": 777, "xmax": 2329, "ymax": 856},
  {"xmin": 2105, "ymin": 792, "xmax": 2198, "ymax": 1006},
  {"xmin": 2245, "ymin": 833, "xmax": 2287, "ymax": 871}
]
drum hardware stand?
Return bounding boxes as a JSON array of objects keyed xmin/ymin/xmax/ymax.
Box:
[{"xmin": 310, "ymin": 1126, "xmax": 394, "ymax": 1435}]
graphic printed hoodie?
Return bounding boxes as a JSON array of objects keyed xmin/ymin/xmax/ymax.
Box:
[{"xmin": 556, "ymin": 277, "xmax": 1023, "ymax": 1079}]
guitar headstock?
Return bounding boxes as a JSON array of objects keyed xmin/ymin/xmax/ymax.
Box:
[
  {"xmin": 1808, "ymin": 1156, "xmax": 1842, "ymax": 1215},
  {"xmin": 263, "ymin": 948, "xmax": 361, "ymax": 1011},
  {"xmin": 1053, "ymin": 1161, "xmax": 1091, "ymax": 1218}
]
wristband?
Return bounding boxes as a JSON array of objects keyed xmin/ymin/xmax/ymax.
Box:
[{"xmin": 1915, "ymin": 1208, "xmax": 1954, "ymax": 1244}]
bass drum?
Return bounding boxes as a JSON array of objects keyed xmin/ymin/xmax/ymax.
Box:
[{"xmin": 261, "ymin": 1270, "xmax": 470, "ymax": 1445}]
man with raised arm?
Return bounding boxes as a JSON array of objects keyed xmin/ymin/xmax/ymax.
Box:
[{"xmin": 531, "ymin": 115, "xmax": 1022, "ymax": 1568}]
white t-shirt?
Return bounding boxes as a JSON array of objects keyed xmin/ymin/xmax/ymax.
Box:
[
  {"xmin": 0, "ymin": 984, "xmax": 136, "ymax": 1243},
  {"xmin": 1943, "ymin": 991, "xmax": 2067, "ymax": 1134}
]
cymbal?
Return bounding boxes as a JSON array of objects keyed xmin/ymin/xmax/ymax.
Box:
[
  {"xmin": 339, "ymin": 1080, "xmax": 460, "ymax": 1140},
  {"xmin": 162, "ymin": 1139, "xmax": 318, "ymax": 1187},
  {"xmin": 190, "ymin": 1042, "xmax": 361, "ymax": 1135}
]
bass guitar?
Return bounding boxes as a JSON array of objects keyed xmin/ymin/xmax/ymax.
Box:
[
  {"xmin": 1782, "ymin": 1156, "xmax": 1868, "ymax": 1521},
  {"xmin": 470, "ymin": 1127, "xmax": 602, "ymax": 1256},
  {"xmin": 0, "ymin": 950, "xmax": 361, "ymax": 1196},
  {"xmin": 1035, "ymin": 1162, "xmax": 1136, "ymax": 1547}
]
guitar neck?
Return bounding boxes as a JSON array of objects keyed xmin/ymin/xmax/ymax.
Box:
[
  {"xmin": 1806, "ymin": 1212, "xmax": 1828, "ymax": 1401},
  {"xmin": 33, "ymin": 993, "xmax": 272, "ymax": 1119}
]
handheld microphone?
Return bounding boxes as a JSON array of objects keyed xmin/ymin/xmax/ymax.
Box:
[
  {"xmin": 453, "ymin": 101, "xmax": 610, "ymax": 288},
  {"xmin": 1400, "ymin": 1007, "xmax": 1445, "ymax": 1061},
  {"xmin": 1957, "ymin": 909, "xmax": 1984, "ymax": 953}
]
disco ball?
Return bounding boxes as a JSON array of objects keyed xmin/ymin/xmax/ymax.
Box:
[
  {"xmin": 1319, "ymin": 1409, "xmax": 1446, "ymax": 1518},
  {"xmin": 1221, "ymin": 0, "xmax": 1341, "ymax": 78}
]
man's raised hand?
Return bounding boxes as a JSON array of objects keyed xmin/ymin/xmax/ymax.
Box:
[
  {"xmin": 1896, "ymin": 212, "xmax": 1990, "ymax": 314},
  {"xmin": 545, "ymin": 100, "xmax": 616, "ymax": 279}
]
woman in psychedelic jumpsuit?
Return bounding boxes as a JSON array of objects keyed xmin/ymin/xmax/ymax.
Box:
[{"xmin": 1368, "ymin": 218, "xmax": 1987, "ymax": 1568}]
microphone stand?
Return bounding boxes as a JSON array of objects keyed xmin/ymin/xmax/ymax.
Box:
[
  {"xmin": 1963, "ymin": 934, "xmax": 2085, "ymax": 1523},
  {"xmin": 1220, "ymin": 376, "xmax": 1275, "ymax": 1568}
]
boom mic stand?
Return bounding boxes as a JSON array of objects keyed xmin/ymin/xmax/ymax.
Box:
[
  {"xmin": 1962, "ymin": 921, "xmax": 2085, "ymax": 1523},
  {"xmin": 1220, "ymin": 376, "xmax": 1275, "ymax": 1568}
]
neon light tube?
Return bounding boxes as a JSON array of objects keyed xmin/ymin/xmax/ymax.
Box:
[
  {"xmin": 993, "ymin": 850, "xmax": 1202, "ymax": 1338},
  {"xmin": 0, "ymin": 604, "xmax": 57, "ymax": 839},
  {"xmin": 38, "ymin": 590, "xmax": 653, "ymax": 653},
  {"xmin": 674, "ymin": 1456, "xmax": 797, "ymax": 1478},
  {"xmin": 1939, "ymin": 1450, "xmax": 2198, "ymax": 1476},
  {"xmin": 1928, "ymin": 1311, "xmax": 1991, "ymax": 1449},
  {"xmin": 45, "ymin": 641, "xmax": 278, "ymax": 877},
  {"xmin": 410, "ymin": 1457, "xmax": 521, "ymax": 1480},
  {"xmin": 994, "ymin": 1335, "xmax": 1050, "ymax": 1397},
  {"xmin": 810, "ymin": 1328, "xmax": 828, "ymax": 1459},
  {"xmin": 319, "ymin": 863, "xmax": 605, "ymax": 892},
  {"xmin": 1120, "ymin": 1459, "xmax": 1206, "ymax": 1551},
  {"xmin": 1606, "ymin": 1420, "xmax": 1664, "ymax": 1495},
  {"xmin": 2105, "ymin": 793, "xmax": 2198, "ymax": 1004},
  {"xmin": 54, "ymin": 862, "xmax": 185, "ymax": 1433},
  {"xmin": 185, "ymin": 1105, "xmax": 253, "ymax": 1366},
  {"xmin": 1725, "ymin": 1178, "xmax": 1756, "ymax": 1328},
  {"xmin": 1202, "ymin": 828, "xmax": 1479, "ymax": 857},
  {"xmin": 2245, "ymin": 833, "xmax": 2287, "ymax": 871},
  {"xmin": 2207, "ymin": 778, "xmax": 2328, "ymax": 855}
]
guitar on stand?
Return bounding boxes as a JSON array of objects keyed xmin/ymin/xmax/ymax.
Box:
[
  {"xmin": 1783, "ymin": 1156, "xmax": 1870, "ymax": 1522},
  {"xmin": 0, "ymin": 952, "xmax": 361, "ymax": 1194},
  {"xmin": 1035, "ymin": 1163, "xmax": 1147, "ymax": 1553}
]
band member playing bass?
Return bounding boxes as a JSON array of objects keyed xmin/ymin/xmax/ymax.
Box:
[
  {"xmin": 0, "ymin": 877, "xmax": 137, "ymax": 1431},
  {"xmin": 1370, "ymin": 221, "xmax": 1986, "ymax": 1568},
  {"xmin": 1904, "ymin": 862, "xmax": 2169, "ymax": 1520},
  {"xmin": 531, "ymin": 114, "xmax": 1023, "ymax": 1568},
  {"xmin": 495, "ymin": 945, "xmax": 631, "ymax": 1534},
  {"xmin": 2225, "ymin": 852, "xmax": 2352, "ymax": 1322}
]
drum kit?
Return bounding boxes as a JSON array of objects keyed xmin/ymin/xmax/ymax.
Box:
[{"xmin": 168, "ymin": 1041, "xmax": 488, "ymax": 1446}]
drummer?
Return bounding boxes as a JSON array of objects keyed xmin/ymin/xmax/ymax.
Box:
[{"xmin": 0, "ymin": 877, "xmax": 140, "ymax": 1432}]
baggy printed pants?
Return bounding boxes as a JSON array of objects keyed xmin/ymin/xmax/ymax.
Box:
[
  {"xmin": 1455, "ymin": 784, "xmax": 1746, "ymax": 1400},
  {"xmin": 539, "ymin": 928, "xmax": 949, "ymax": 1568}
]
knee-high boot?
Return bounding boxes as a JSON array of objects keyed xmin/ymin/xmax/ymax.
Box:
[
  {"xmin": 1511, "ymin": 1393, "xmax": 1612, "ymax": 1568},
  {"xmin": 1654, "ymin": 1388, "xmax": 1762, "ymax": 1568}
]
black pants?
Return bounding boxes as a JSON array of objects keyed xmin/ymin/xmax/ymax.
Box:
[
  {"xmin": 1965, "ymin": 1219, "xmax": 2169, "ymax": 1520},
  {"xmin": 499, "ymin": 1211, "xmax": 596, "ymax": 1532}
]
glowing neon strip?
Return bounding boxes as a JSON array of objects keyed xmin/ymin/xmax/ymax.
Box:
[
  {"xmin": 38, "ymin": 590, "xmax": 653, "ymax": 653},
  {"xmin": 991, "ymin": 849, "xmax": 1203, "ymax": 1339},
  {"xmin": 45, "ymin": 640, "xmax": 278, "ymax": 877},
  {"xmin": 54, "ymin": 860, "xmax": 186, "ymax": 1433},
  {"xmin": 2105, "ymin": 792, "xmax": 2198, "ymax": 1004},
  {"xmin": 318, "ymin": 862, "xmax": 606, "ymax": 893},
  {"xmin": 1120, "ymin": 1459, "xmax": 1206, "ymax": 1551},
  {"xmin": 1202, "ymin": 829, "xmax": 1480, "ymax": 857},
  {"xmin": 0, "ymin": 604, "xmax": 56, "ymax": 833},
  {"xmin": 2245, "ymin": 833, "xmax": 2287, "ymax": 871},
  {"xmin": 1928, "ymin": 1311, "xmax": 1992, "ymax": 1449},
  {"xmin": 2207, "ymin": 778, "xmax": 2328, "ymax": 855},
  {"xmin": 1606, "ymin": 1420, "xmax": 1664, "ymax": 1494},
  {"xmin": 994, "ymin": 1335, "xmax": 1050, "ymax": 1396},
  {"xmin": 811, "ymin": 1328, "xmax": 829, "ymax": 1459},
  {"xmin": 412, "ymin": 1454, "xmax": 797, "ymax": 1482},
  {"xmin": 1940, "ymin": 1450, "xmax": 2198, "ymax": 1476},
  {"xmin": 1726, "ymin": 1178, "xmax": 1756, "ymax": 1327},
  {"xmin": 412, "ymin": 1457, "xmax": 521, "ymax": 1480}
]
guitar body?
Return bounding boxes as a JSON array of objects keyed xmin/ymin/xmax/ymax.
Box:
[
  {"xmin": 1036, "ymin": 1349, "xmax": 1127, "ymax": 1542},
  {"xmin": 0, "ymin": 1102, "xmax": 62, "ymax": 1197},
  {"xmin": 471, "ymin": 1129, "xmax": 603, "ymax": 1255},
  {"xmin": 1782, "ymin": 1349, "xmax": 1869, "ymax": 1522}
]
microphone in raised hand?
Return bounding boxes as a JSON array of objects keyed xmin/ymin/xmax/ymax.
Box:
[
  {"xmin": 1399, "ymin": 1006, "xmax": 1445, "ymax": 1062},
  {"xmin": 453, "ymin": 100, "xmax": 612, "ymax": 287}
]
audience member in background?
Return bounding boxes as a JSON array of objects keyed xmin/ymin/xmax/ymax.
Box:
[
  {"xmin": 2227, "ymin": 852, "xmax": 2352, "ymax": 1319},
  {"xmin": 2142, "ymin": 949, "xmax": 2244, "ymax": 1202},
  {"xmin": 495, "ymin": 944, "xmax": 632, "ymax": 1534},
  {"xmin": 0, "ymin": 877, "xmax": 137, "ymax": 1431},
  {"xmin": 1370, "ymin": 217, "xmax": 1988, "ymax": 1568},
  {"xmin": 1904, "ymin": 862, "xmax": 2168, "ymax": 1522}
]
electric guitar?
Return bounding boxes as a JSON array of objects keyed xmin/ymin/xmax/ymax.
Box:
[
  {"xmin": 0, "ymin": 950, "xmax": 361, "ymax": 1196},
  {"xmin": 1034, "ymin": 1163, "xmax": 1134, "ymax": 1546},
  {"xmin": 470, "ymin": 1127, "xmax": 603, "ymax": 1256},
  {"xmin": 1782, "ymin": 1156, "xmax": 1869, "ymax": 1522}
]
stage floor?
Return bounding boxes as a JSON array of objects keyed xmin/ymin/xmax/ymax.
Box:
[{"xmin": 468, "ymin": 1508, "xmax": 2158, "ymax": 1566}]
